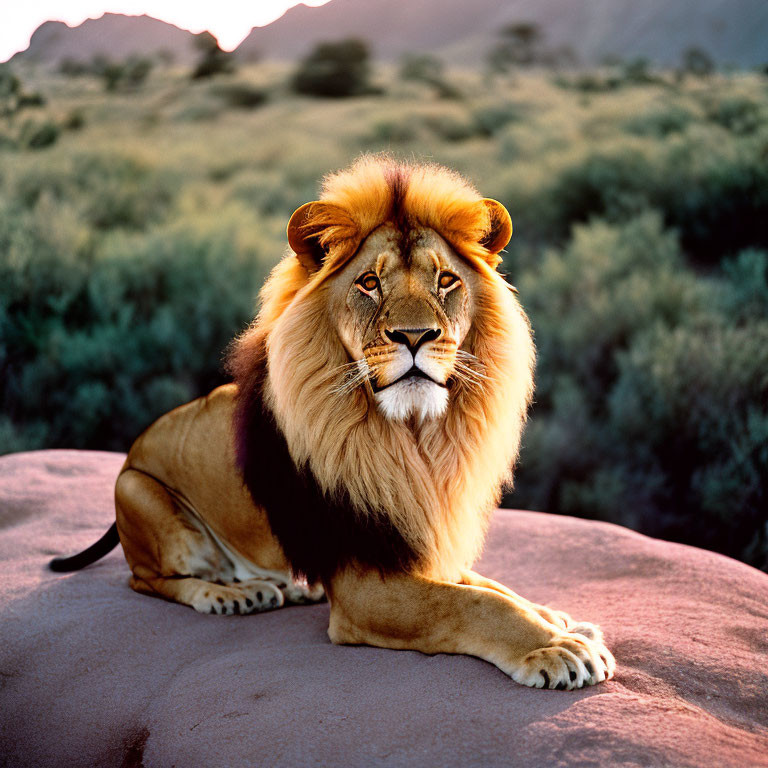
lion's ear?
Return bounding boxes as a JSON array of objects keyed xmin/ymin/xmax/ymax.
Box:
[
  {"xmin": 287, "ymin": 201, "xmax": 360, "ymax": 275},
  {"xmin": 287, "ymin": 202, "xmax": 326, "ymax": 274},
  {"xmin": 479, "ymin": 199, "xmax": 513, "ymax": 261}
]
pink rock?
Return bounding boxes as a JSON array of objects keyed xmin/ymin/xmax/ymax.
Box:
[{"xmin": 0, "ymin": 449, "xmax": 766, "ymax": 767}]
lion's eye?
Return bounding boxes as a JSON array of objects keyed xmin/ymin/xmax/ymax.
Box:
[
  {"xmin": 356, "ymin": 272, "xmax": 380, "ymax": 294},
  {"xmin": 438, "ymin": 272, "xmax": 459, "ymax": 290}
]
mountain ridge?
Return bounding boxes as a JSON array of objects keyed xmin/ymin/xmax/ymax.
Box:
[{"xmin": 8, "ymin": 1, "xmax": 768, "ymax": 68}]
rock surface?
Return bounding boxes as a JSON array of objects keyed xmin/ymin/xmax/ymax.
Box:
[{"xmin": 0, "ymin": 449, "xmax": 767, "ymax": 768}]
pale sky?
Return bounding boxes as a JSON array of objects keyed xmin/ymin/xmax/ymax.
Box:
[{"xmin": 0, "ymin": 1, "xmax": 333, "ymax": 62}]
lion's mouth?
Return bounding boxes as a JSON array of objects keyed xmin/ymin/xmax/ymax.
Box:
[{"xmin": 371, "ymin": 366, "xmax": 448, "ymax": 393}]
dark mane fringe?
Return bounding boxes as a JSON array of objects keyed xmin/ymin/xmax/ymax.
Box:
[{"xmin": 227, "ymin": 335, "xmax": 423, "ymax": 586}]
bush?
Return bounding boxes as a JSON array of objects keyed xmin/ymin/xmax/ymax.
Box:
[
  {"xmin": 210, "ymin": 83, "xmax": 268, "ymax": 110},
  {"xmin": 488, "ymin": 22, "xmax": 544, "ymax": 73},
  {"xmin": 17, "ymin": 92, "xmax": 46, "ymax": 109},
  {"xmin": 369, "ymin": 119, "xmax": 418, "ymax": 144},
  {"xmin": 681, "ymin": 47, "xmax": 715, "ymax": 78},
  {"xmin": 510, "ymin": 214, "xmax": 767, "ymax": 568},
  {"xmin": 608, "ymin": 323, "xmax": 768, "ymax": 567},
  {"xmin": 19, "ymin": 119, "xmax": 59, "ymax": 150},
  {"xmin": 99, "ymin": 56, "xmax": 154, "ymax": 91},
  {"xmin": 0, "ymin": 65, "xmax": 20, "ymax": 117},
  {"xmin": 624, "ymin": 104, "xmax": 695, "ymax": 137},
  {"xmin": 14, "ymin": 153, "xmax": 174, "ymax": 230},
  {"xmin": 398, "ymin": 54, "xmax": 460, "ymax": 99},
  {"xmin": 472, "ymin": 102, "xmax": 523, "ymax": 136},
  {"xmin": 514, "ymin": 131, "xmax": 768, "ymax": 264},
  {"xmin": 423, "ymin": 113, "xmax": 478, "ymax": 142},
  {"xmin": 706, "ymin": 96, "xmax": 764, "ymax": 135},
  {"xmin": 621, "ymin": 58, "xmax": 657, "ymax": 84},
  {"xmin": 191, "ymin": 32, "xmax": 236, "ymax": 79},
  {"xmin": 719, "ymin": 248, "xmax": 768, "ymax": 323},
  {"xmin": 292, "ymin": 39, "xmax": 373, "ymax": 98},
  {"xmin": 0, "ymin": 214, "xmax": 270, "ymax": 453},
  {"xmin": 570, "ymin": 73, "xmax": 622, "ymax": 93},
  {"xmin": 59, "ymin": 58, "xmax": 91, "ymax": 77},
  {"xmin": 63, "ymin": 109, "xmax": 85, "ymax": 131}
]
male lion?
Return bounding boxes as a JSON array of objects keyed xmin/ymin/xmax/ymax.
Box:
[{"xmin": 52, "ymin": 156, "xmax": 614, "ymax": 690}]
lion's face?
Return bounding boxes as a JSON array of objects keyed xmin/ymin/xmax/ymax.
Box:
[{"xmin": 327, "ymin": 223, "xmax": 479, "ymax": 421}]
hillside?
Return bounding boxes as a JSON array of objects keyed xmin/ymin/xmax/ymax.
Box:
[
  {"xmin": 236, "ymin": 0, "xmax": 768, "ymax": 67},
  {"xmin": 9, "ymin": 0, "xmax": 768, "ymax": 70},
  {"xmin": 10, "ymin": 13, "xmax": 199, "ymax": 67}
]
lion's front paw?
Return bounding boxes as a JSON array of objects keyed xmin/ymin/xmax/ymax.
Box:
[
  {"xmin": 532, "ymin": 604, "xmax": 572, "ymax": 630},
  {"xmin": 532, "ymin": 605, "xmax": 605, "ymax": 644},
  {"xmin": 281, "ymin": 580, "xmax": 326, "ymax": 605},
  {"xmin": 510, "ymin": 631, "xmax": 615, "ymax": 690},
  {"xmin": 191, "ymin": 580, "xmax": 284, "ymax": 615}
]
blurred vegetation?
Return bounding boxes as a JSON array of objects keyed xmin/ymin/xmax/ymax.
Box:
[
  {"xmin": 0, "ymin": 52, "xmax": 766, "ymax": 569},
  {"xmin": 292, "ymin": 39, "xmax": 374, "ymax": 97},
  {"xmin": 191, "ymin": 31, "xmax": 237, "ymax": 80}
]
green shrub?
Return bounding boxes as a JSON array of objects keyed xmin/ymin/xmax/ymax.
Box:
[
  {"xmin": 0, "ymin": 65, "xmax": 20, "ymax": 117},
  {"xmin": 0, "ymin": 215, "xmax": 270, "ymax": 453},
  {"xmin": 292, "ymin": 39, "xmax": 373, "ymax": 98},
  {"xmin": 514, "ymin": 132, "xmax": 768, "ymax": 263},
  {"xmin": 17, "ymin": 92, "xmax": 46, "ymax": 109},
  {"xmin": 370, "ymin": 119, "xmax": 418, "ymax": 144},
  {"xmin": 681, "ymin": 47, "xmax": 715, "ymax": 78},
  {"xmin": 706, "ymin": 96, "xmax": 764, "ymax": 135},
  {"xmin": 509, "ymin": 214, "xmax": 767, "ymax": 568},
  {"xmin": 538, "ymin": 149, "xmax": 656, "ymax": 236},
  {"xmin": 14, "ymin": 153, "xmax": 174, "ymax": 230},
  {"xmin": 63, "ymin": 109, "xmax": 85, "ymax": 131},
  {"xmin": 191, "ymin": 32, "xmax": 236, "ymax": 80},
  {"xmin": 399, "ymin": 54, "xmax": 444, "ymax": 83},
  {"xmin": 210, "ymin": 83, "xmax": 268, "ymax": 110},
  {"xmin": 59, "ymin": 58, "xmax": 91, "ymax": 77},
  {"xmin": 719, "ymin": 249, "xmax": 768, "ymax": 321},
  {"xmin": 423, "ymin": 113, "xmax": 478, "ymax": 142},
  {"xmin": 624, "ymin": 104, "xmax": 695, "ymax": 137},
  {"xmin": 19, "ymin": 119, "xmax": 60, "ymax": 150},
  {"xmin": 472, "ymin": 102, "xmax": 523, "ymax": 135},
  {"xmin": 398, "ymin": 54, "xmax": 460, "ymax": 99},
  {"xmin": 608, "ymin": 323, "xmax": 768, "ymax": 567},
  {"xmin": 621, "ymin": 58, "xmax": 657, "ymax": 84}
]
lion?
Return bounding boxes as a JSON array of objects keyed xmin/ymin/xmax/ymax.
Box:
[{"xmin": 51, "ymin": 155, "xmax": 614, "ymax": 690}]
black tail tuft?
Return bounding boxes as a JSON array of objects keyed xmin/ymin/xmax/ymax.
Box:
[{"xmin": 50, "ymin": 522, "xmax": 121, "ymax": 572}]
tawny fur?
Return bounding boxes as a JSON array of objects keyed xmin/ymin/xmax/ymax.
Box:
[
  {"xmin": 231, "ymin": 157, "xmax": 535, "ymax": 581},
  {"xmin": 96, "ymin": 155, "xmax": 614, "ymax": 690}
]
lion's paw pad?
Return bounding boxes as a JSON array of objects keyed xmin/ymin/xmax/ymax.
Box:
[
  {"xmin": 512, "ymin": 632, "xmax": 615, "ymax": 689},
  {"xmin": 192, "ymin": 580, "xmax": 284, "ymax": 615}
]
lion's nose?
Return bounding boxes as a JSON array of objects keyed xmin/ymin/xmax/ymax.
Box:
[{"xmin": 385, "ymin": 327, "xmax": 442, "ymax": 352}]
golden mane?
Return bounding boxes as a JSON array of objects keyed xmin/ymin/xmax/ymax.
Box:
[{"xmin": 230, "ymin": 156, "xmax": 535, "ymax": 582}]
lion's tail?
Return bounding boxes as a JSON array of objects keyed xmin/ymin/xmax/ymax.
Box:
[{"xmin": 49, "ymin": 522, "xmax": 120, "ymax": 572}]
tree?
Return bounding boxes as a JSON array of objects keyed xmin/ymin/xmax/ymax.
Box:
[
  {"xmin": 96, "ymin": 57, "xmax": 154, "ymax": 92},
  {"xmin": 191, "ymin": 31, "xmax": 235, "ymax": 79},
  {"xmin": 292, "ymin": 39, "xmax": 373, "ymax": 98},
  {"xmin": 0, "ymin": 65, "xmax": 21, "ymax": 117},
  {"xmin": 399, "ymin": 53, "xmax": 444, "ymax": 83},
  {"xmin": 398, "ymin": 53, "xmax": 460, "ymax": 99},
  {"xmin": 681, "ymin": 46, "xmax": 714, "ymax": 78},
  {"xmin": 487, "ymin": 22, "xmax": 543, "ymax": 74}
]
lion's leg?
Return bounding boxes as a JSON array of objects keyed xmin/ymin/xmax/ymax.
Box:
[
  {"xmin": 327, "ymin": 569, "xmax": 615, "ymax": 690},
  {"xmin": 115, "ymin": 468, "xmax": 291, "ymax": 614},
  {"xmin": 459, "ymin": 569, "xmax": 605, "ymax": 641}
]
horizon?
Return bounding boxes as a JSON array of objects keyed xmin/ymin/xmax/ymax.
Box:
[{"xmin": 0, "ymin": 1, "xmax": 333, "ymax": 63}]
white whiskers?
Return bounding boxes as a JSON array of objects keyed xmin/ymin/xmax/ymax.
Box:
[
  {"xmin": 330, "ymin": 358, "xmax": 372, "ymax": 395},
  {"xmin": 452, "ymin": 350, "xmax": 489, "ymax": 391}
]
